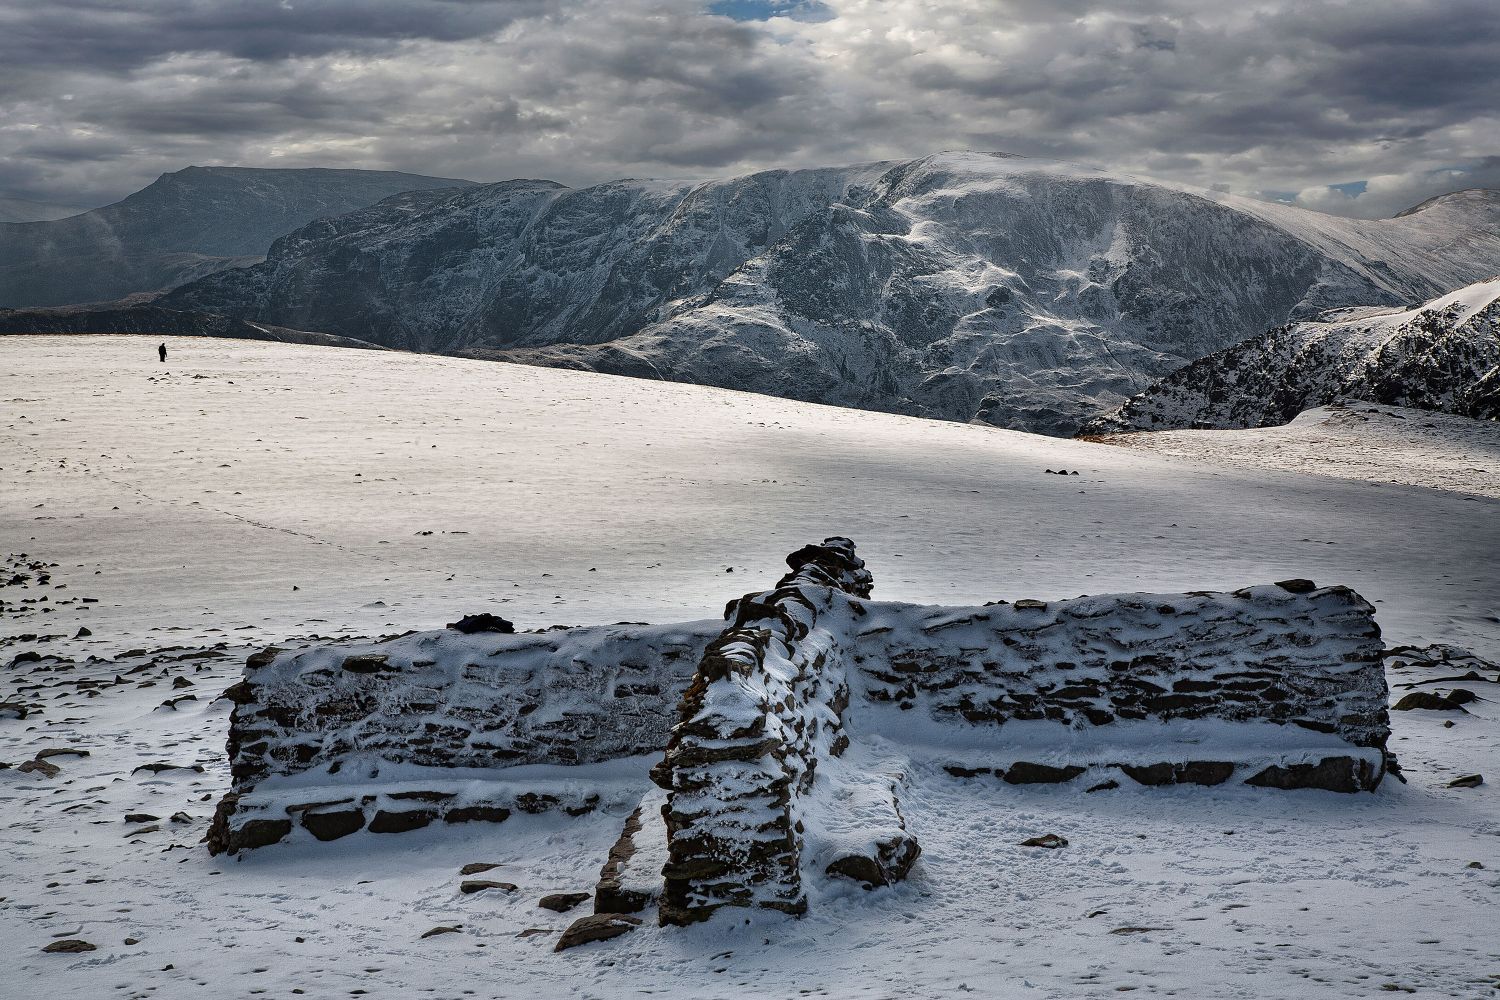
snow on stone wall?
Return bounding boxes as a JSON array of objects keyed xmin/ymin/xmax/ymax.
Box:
[
  {"xmin": 863, "ymin": 583, "xmax": 1388, "ymax": 748},
  {"xmin": 207, "ymin": 619, "xmax": 715, "ymax": 854},
  {"xmin": 209, "ymin": 540, "xmax": 1389, "ymax": 868},
  {"xmin": 655, "ymin": 538, "xmax": 876, "ymax": 924}
]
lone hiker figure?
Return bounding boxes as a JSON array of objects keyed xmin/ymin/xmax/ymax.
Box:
[{"xmin": 158, "ymin": 342, "xmax": 167, "ymax": 363}]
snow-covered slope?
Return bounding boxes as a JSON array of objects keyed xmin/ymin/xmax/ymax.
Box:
[
  {"xmin": 2, "ymin": 336, "xmax": 1497, "ymax": 998},
  {"xmin": 162, "ymin": 152, "xmax": 1500, "ymax": 434},
  {"xmin": 1084, "ymin": 277, "xmax": 1500, "ymax": 432},
  {"xmin": 1092, "ymin": 400, "xmax": 1500, "ymax": 498},
  {"xmin": 0, "ymin": 167, "xmax": 477, "ymax": 308}
]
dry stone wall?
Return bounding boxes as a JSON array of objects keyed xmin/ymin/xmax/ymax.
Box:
[
  {"xmin": 208, "ymin": 619, "xmax": 714, "ymax": 854},
  {"xmin": 655, "ymin": 538, "xmax": 873, "ymax": 924},
  {"xmin": 209, "ymin": 538, "xmax": 1390, "ymax": 880},
  {"xmin": 862, "ymin": 586, "xmax": 1385, "ymax": 745}
]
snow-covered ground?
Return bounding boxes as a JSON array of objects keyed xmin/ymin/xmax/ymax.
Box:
[
  {"xmin": 3, "ymin": 336, "xmax": 1497, "ymax": 999},
  {"xmin": 1094, "ymin": 401, "xmax": 1500, "ymax": 500}
]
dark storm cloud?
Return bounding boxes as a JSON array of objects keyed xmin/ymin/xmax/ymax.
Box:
[
  {"xmin": 0, "ymin": 0, "xmax": 549, "ymax": 72},
  {"xmin": 0, "ymin": 0, "xmax": 1495, "ymax": 217}
]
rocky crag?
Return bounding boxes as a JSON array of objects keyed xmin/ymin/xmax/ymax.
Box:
[{"xmin": 1084, "ymin": 276, "xmax": 1500, "ymax": 432}]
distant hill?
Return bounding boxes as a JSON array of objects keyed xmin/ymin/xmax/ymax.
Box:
[
  {"xmin": 0, "ymin": 196, "xmax": 89, "ymax": 224},
  {"xmin": 1082, "ymin": 276, "xmax": 1500, "ymax": 432},
  {"xmin": 160, "ymin": 152, "xmax": 1500, "ymax": 434},
  {"xmin": 0, "ymin": 166, "xmax": 476, "ymax": 308},
  {"xmin": 0, "ymin": 300, "xmax": 388, "ymax": 350}
]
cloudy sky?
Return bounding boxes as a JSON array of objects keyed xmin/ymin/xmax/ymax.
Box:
[{"xmin": 1, "ymin": 0, "xmax": 1496, "ymax": 217}]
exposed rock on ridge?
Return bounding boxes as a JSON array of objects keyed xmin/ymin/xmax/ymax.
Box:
[{"xmin": 1084, "ymin": 275, "xmax": 1500, "ymax": 432}]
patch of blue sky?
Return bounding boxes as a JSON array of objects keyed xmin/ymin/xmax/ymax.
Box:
[{"xmin": 707, "ymin": 0, "xmax": 836, "ymax": 23}]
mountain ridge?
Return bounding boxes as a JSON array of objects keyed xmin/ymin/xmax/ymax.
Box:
[
  {"xmin": 162, "ymin": 150, "xmax": 1500, "ymax": 433},
  {"xmin": 0, "ymin": 166, "xmax": 478, "ymax": 308}
]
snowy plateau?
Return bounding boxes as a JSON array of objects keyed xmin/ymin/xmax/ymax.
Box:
[{"xmin": 2, "ymin": 336, "xmax": 1497, "ymax": 999}]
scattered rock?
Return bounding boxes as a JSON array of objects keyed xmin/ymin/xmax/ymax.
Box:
[
  {"xmin": 17, "ymin": 758, "xmax": 60, "ymax": 778},
  {"xmin": 554, "ymin": 913, "xmax": 642, "ymax": 952},
  {"xmin": 1393, "ymin": 691, "xmax": 1471, "ymax": 712},
  {"xmin": 42, "ymin": 939, "xmax": 96, "ymax": 953},
  {"xmin": 460, "ymin": 863, "xmax": 505, "ymax": 876},
  {"xmin": 1448, "ymin": 774, "xmax": 1483, "ymax": 789},
  {"xmin": 35, "ymin": 747, "xmax": 90, "ymax": 759},
  {"xmin": 132, "ymin": 762, "xmax": 205, "ymax": 775},
  {"xmin": 420, "ymin": 926, "xmax": 461, "ymax": 939},
  {"xmin": 517, "ymin": 927, "xmax": 553, "ymax": 938},
  {"xmin": 1109, "ymin": 926, "xmax": 1169, "ymax": 935},
  {"xmin": 446, "ymin": 613, "xmax": 515, "ymax": 635},
  {"xmin": 1273, "ymin": 579, "xmax": 1317, "ymax": 593},
  {"xmin": 74, "ymin": 627, "xmax": 91, "ymax": 638},
  {"xmin": 460, "ymin": 880, "xmax": 518, "ymax": 895},
  {"xmin": 1085, "ymin": 779, "xmax": 1120, "ymax": 793},
  {"xmin": 1019, "ymin": 834, "xmax": 1069, "ymax": 849},
  {"xmin": 538, "ymin": 892, "xmax": 591, "ymax": 913},
  {"xmin": 124, "ymin": 813, "xmax": 160, "ymax": 823}
]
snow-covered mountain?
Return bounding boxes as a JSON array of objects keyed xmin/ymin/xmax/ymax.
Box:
[
  {"xmin": 1083, "ymin": 277, "xmax": 1500, "ymax": 433},
  {"xmin": 0, "ymin": 166, "xmax": 476, "ymax": 308},
  {"xmin": 162, "ymin": 151, "xmax": 1500, "ymax": 434}
]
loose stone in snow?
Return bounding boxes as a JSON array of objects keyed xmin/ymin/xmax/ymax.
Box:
[
  {"xmin": 42, "ymin": 939, "xmax": 96, "ymax": 953},
  {"xmin": 132, "ymin": 762, "xmax": 205, "ymax": 775},
  {"xmin": 446, "ymin": 613, "xmax": 515, "ymax": 635},
  {"xmin": 554, "ymin": 913, "xmax": 641, "ymax": 952},
  {"xmin": 1393, "ymin": 691, "xmax": 1471, "ymax": 712},
  {"xmin": 460, "ymin": 880, "xmax": 518, "ymax": 895},
  {"xmin": 1447, "ymin": 774, "xmax": 1483, "ymax": 788},
  {"xmin": 420, "ymin": 926, "xmax": 461, "ymax": 939},
  {"xmin": 17, "ymin": 758, "xmax": 60, "ymax": 778},
  {"xmin": 1020, "ymin": 834, "xmax": 1069, "ymax": 849},
  {"xmin": 459, "ymin": 863, "xmax": 505, "ymax": 876},
  {"xmin": 538, "ymin": 892, "xmax": 591, "ymax": 913}
]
